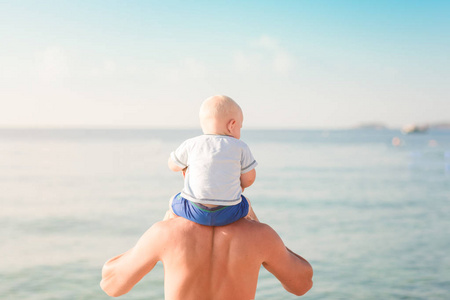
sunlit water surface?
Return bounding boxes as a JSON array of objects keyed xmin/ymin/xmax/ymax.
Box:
[{"xmin": 1, "ymin": 129, "xmax": 449, "ymax": 299}]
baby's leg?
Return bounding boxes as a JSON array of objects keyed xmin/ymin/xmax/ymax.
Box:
[
  {"xmin": 163, "ymin": 195, "xmax": 180, "ymax": 221},
  {"xmin": 163, "ymin": 209, "xmax": 178, "ymax": 221},
  {"xmin": 244, "ymin": 197, "xmax": 260, "ymax": 222}
]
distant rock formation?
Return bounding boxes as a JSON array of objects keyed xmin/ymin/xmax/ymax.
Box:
[
  {"xmin": 401, "ymin": 124, "xmax": 429, "ymax": 134},
  {"xmin": 354, "ymin": 123, "xmax": 387, "ymax": 130},
  {"xmin": 430, "ymin": 122, "xmax": 450, "ymax": 130}
]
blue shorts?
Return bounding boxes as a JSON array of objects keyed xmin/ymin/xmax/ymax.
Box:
[{"xmin": 171, "ymin": 193, "xmax": 249, "ymax": 226}]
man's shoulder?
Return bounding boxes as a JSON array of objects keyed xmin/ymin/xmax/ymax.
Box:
[
  {"xmin": 152, "ymin": 218, "xmax": 280, "ymax": 253},
  {"xmin": 225, "ymin": 219, "xmax": 278, "ymax": 238},
  {"xmin": 157, "ymin": 217, "xmax": 274, "ymax": 235},
  {"xmin": 156, "ymin": 217, "xmax": 205, "ymax": 233}
]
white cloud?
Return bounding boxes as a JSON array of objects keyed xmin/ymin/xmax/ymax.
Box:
[
  {"xmin": 164, "ymin": 58, "xmax": 207, "ymax": 83},
  {"xmin": 103, "ymin": 60, "xmax": 117, "ymax": 73},
  {"xmin": 273, "ymin": 51, "xmax": 294, "ymax": 74},
  {"xmin": 88, "ymin": 59, "xmax": 119, "ymax": 78},
  {"xmin": 255, "ymin": 35, "xmax": 279, "ymax": 50},
  {"xmin": 233, "ymin": 35, "xmax": 296, "ymax": 75},
  {"xmin": 37, "ymin": 46, "xmax": 70, "ymax": 82},
  {"xmin": 232, "ymin": 51, "xmax": 263, "ymax": 73}
]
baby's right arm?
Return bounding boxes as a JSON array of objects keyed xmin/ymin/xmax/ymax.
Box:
[{"xmin": 240, "ymin": 169, "xmax": 256, "ymax": 190}]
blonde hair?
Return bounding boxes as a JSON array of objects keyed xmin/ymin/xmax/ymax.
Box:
[{"xmin": 199, "ymin": 95, "xmax": 241, "ymax": 121}]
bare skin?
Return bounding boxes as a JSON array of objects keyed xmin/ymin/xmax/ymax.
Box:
[{"xmin": 100, "ymin": 217, "xmax": 313, "ymax": 299}]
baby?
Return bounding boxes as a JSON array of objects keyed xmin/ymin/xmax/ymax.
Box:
[{"xmin": 167, "ymin": 95, "xmax": 258, "ymax": 226}]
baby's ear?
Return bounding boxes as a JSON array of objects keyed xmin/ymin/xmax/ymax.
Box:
[{"xmin": 227, "ymin": 119, "xmax": 236, "ymax": 132}]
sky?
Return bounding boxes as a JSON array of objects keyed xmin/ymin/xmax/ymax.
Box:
[{"xmin": 1, "ymin": 0, "xmax": 449, "ymax": 129}]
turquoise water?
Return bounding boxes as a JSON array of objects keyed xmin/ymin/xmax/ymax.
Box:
[{"xmin": 1, "ymin": 129, "xmax": 449, "ymax": 299}]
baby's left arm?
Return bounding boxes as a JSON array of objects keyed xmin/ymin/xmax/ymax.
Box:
[
  {"xmin": 169, "ymin": 140, "xmax": 189, "ymax": 172},
  {"xmin": 168, "ymin": 157, "xmax": 184, "ymax": 172}
]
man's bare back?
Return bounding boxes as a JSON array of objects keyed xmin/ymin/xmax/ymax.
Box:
[{"xmin": 101, "ymin": 217, "xmax": 313, "ymax": 300}]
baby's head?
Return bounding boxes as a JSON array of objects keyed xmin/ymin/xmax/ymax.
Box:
[{"xmin": 199, "ymin": 95, "xmax": 243, "ymax": 139}]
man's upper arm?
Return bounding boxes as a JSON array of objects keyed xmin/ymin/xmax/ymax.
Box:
[
  {"xmin": 262, "ymin": 227, "xmax": 313, "ymax": 296},
  {"xmin": 100, "ymin": 223, "xmax": 165, "ymax": 297}
]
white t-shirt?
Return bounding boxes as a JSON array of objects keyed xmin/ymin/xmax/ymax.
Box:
[{"xmin": 170, "ymin": 135, "xmax": 257, "ymax": 205}]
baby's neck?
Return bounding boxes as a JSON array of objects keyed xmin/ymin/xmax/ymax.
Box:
[
  {"xmin": 202, "ymin": 123, "xmax": 237, "ymax": 138},
  {"xmin": 204, "ymin": 131, "xmax": 227, "ymax": 136}
]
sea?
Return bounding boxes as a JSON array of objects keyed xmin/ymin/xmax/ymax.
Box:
[{"xmin": 1, "ymin": 128, "xmax": 449, "ymax": 300}]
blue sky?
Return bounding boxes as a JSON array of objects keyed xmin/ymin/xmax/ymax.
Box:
[{"xmin": 1, "ymin": 0, "xmax": 449, "ymax": 129}]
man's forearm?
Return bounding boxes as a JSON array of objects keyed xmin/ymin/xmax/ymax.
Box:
[{"xmin": 101, "ymin": 251, "xmax": 134, "ymax": 297}]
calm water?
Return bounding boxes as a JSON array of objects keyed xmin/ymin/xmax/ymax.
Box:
[{"xmin": 1, "ymin": 128, "xmax": 449, "ymax": 299}]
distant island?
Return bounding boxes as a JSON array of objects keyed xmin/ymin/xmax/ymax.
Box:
[
  {"xmin": 354, "ymin": 123, "xmax": 388, "ymax": 130},
  {"xmin": 354, "ymin": 122, "xmax": 450, "ymax": 131},
  {"xmin": 401, "ymin": 124, "xmax": 428, "ymax": 134},
  {"xmin": 430, "ymin": 122, "xmax": 450, "ymax": 130}
]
